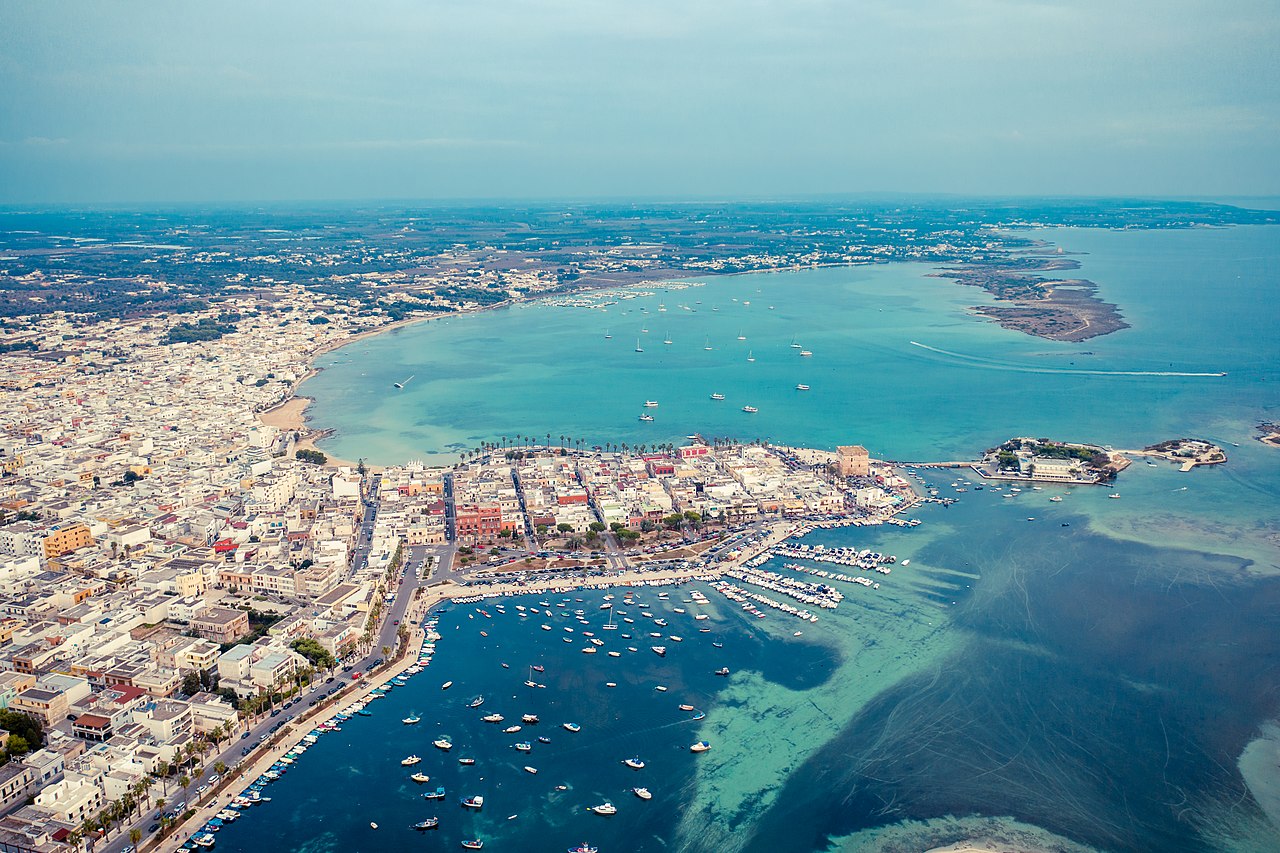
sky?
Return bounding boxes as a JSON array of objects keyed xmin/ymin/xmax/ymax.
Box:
[{"xmin": 1, "ymin": 0, "xmax": 1277, "ymax": 204}]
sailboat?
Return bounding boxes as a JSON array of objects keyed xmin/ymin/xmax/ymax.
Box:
[
  {"xmin": 602, "ymin": 608, "xmax": 618, "ymax": 631},
  {"xmin": 604, "ymin": 329, "xmax": 612, "ymax": 339},
  {"xmin": 704, "ymin": 338, "xmax": 713, "ymax": 351},
  {"xmin": 663, "ymin": 332, "xmax": 673, "ymax": 345},
  {"xmin": 737, "ymin": 330, "xmax": 746, "ymax": 340},
  {"xmin": 746, "ymin": 350, "xmax": 755, "ymax": 362},
  {"xmin": 790, "ymin": 338, "xmax": 802, "ymax": 349},
  {"xmin": 635, "ymin": 339, "xmax": 644, "ymax": 353},
  {"xmin": 393, "ymin": 374, "xmax": 415, "ymax": 389}
]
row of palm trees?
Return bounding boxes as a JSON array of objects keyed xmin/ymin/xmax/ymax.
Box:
[{"xmin": 454, "ymin": 434, "xmax": 776, "ymax": 466}]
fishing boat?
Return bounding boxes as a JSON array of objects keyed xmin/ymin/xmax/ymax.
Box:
[
  {"xmin": 423, "ymin": 787, "xmax": 447, "ymax": 799},
  {"xmin": 714, "ymin": 666, "xmax": 730, "ymax": 676},
  {"xmin": 563, "ymin": 722, "xmax": 581, "ymax": 732},
  {"xmin": 412, "ymin": 818, "xmax": 439, "ymax": 830},
  {"xmin": 633, "ymin": 787, "xmax": 652, "ymax": 800},
  {"xmin": 514, "ymin": 742, "xmax": 532, "ymax": 752},
  {"xmin": 638, "ymin": 414, "xmax": 654, "ymax": 422},
  {"xmin": 433, "ymin": 738, "xmax": 453, "ymax": 750},
  {"xmin": 690, "ymin": 741, "xmax": 711, "ymax": 753},
  {"xmin": 623, "ymin": 757, "xmax": 645, "ymax": 769},
  {"xmin": 538, "ymin": 736, "xmax": 552, "ymax": 744},
  {"xmin": 402, "ymin": 715, "xmax": 421, "ymax": 725},
  {"xmin": 462, "ymin": 840, "xmax": 484, "ymax": 850},
  {"xmin": 710, "ymin": 392, "xmax": 726, "ymax": 400},
  {"xmin": 401, "ymin": 755, "xmax": 422, "ymax": 766},
  {"xmin": 569, "ymin": 845, "xmax": 600, "ymax": 853},
  {"xmin": 1109, "ymin": 493, "xmax": 1121, "ymax": 499},
  {"xmin": 741, "ymin": 406, "xmax": 758, "ymax": 414},
  {"xmin": 458, "ymin": 757, "xmax": 475, "ymax": 765},
  {"xmin": 411, "ymin": 772, "xmax": 431, "ymax": 783},
  {"xmin": 591, "ymin": 802, "xmax": 617, "ymax": 816},
  {"xmin": 482, "ymin": 713, "xmax": 504, "ymax": 723},
  {"xmin": 461, "ymin": 795, "xmax": 485, "ymax": 809}
]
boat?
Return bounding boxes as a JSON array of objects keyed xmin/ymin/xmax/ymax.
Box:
[
  {"xmin": 741, "ymin": 406, "xmax": 758, "ymax": 414},
  {"xmin": 714, "ymin": 667, "xmax": 729, "ymax": 676},
  {"xmin": 462, "ymin": 841, "xmax": 484, "ymax": 850},
  {"xmin": 633, "ymin": 787, "xmax": 652, "ymax": 800},
  {"xmin": 563, "ymin": 722, "xmax": 581, "ymax": 732},
  {"xmin": 623, "ymin": 757, "xmax": 645, "ymax": 769},
  {"xmin": 1109, "ymin": 493, "xmax": 1121, "ymax": 499},
  {"xmin": 791, "ymin": 339, "xmax": 802, "ymax": 348},
  {"xmin": 468, "ymin": 696, "xmax": 484, "ymax": 708},
  {"xmin": 569, "ymin": 845, "xmax": 600, "ymax": 853},
  {"xmin": 423, "ymin": 787, "xmax": 447, "ymax": 799},
  {"xmin": 433, "ymin": 738, "xmax": 453, "ymax": 750},
  {"xmin": 1050, "ymin": 496, "xmax": 1063, "ymax": 502},
  {"xmin": 538, "ymin": 735, "xmax": 552, "ymax": 743},
  {"xmin": 532, "ymin": 665, "xmax": 545, "ymax": 672},
  {"xmin": 737, "ymin": 330, "xmax": 746, "ymax": 340},
  {"xmin": 747, "ymin": 350, "xmax": 755, "ymax": 362},
  {"xmin": 604, "ymin": 329, "xmax": 611, "ymax": 339},
  {"xmin": 638, "ymin": 414, "xmax": 654, "ymax": 422},
  {"xmin": 710, "ymin": 392, "xmax": 726, "ymax": 400},
  {"xmin": 441, "ymin": 681, "xmax": 453, "ymax": 690},
  {"xmin": 412, "ymin": 818, "xmax": 440, "ymax": 830},
  {"xmin": 514, "ymin": 742, "xmax": 532, "ymax": 751},
  {"xmin": 401, "ymin": 755, "xmax": 422, "ymax": 766},
  {"xmin": 482, "ymin": 713, "xmax": 504, "ymax": 723},
  {"xmin": 690, "ymin": 741, "xmax": 711, "ymax": 753},
  {"xmin": 522, "ymin": 714, "xmax": 539, "ymax": 724},
  {"xmin": 392, "ymin": 375, "xmax": 414, "ymax": 389},
  {"xmin": 800, "ymin": 350, "xmax": 813, "ymax": 357},
  {"xmin": 524, "ymin": 765, "xmax": 538, "ymax": 774},
  {"xmin": 504, "ymin": 725, "xmax": 522, "ymax": 733},
  {"xmin": 403, "ymin": 715, "xmax": 421, "ymax": 725},
  {"xmin": 644, "ymin": 400, "xmax": 659, "ymax": 408},
  {"xmin": 591, "ymin": 802, "xmax": 617, "ymax": 816},
  {"xmin": 655, "ymin": 685, "xmax": 668, "ymax": 692},
  {"xmin": 651, "ymin": 646, "xmax": 667, "ymax": 656},
  {"xmin": 370, "ymin": 822, "xmax": 379, "ymax": 830},
  {"xmin": 663, "ymin": 334, "xmax": 673, "ymax": 345},
  {"xmin": 678, "ymin": 704, "xmax": 695, "ymax": 711},
  {"xmin": 635, "ymin": 339, "xmax": 644, "ymax": 353},
  {"xmin": 461, "ymin": 795, "xmax": 485, "ymax": 809},
  {"xmin": 704, "ymin": 338, "xmax": 713, "ymax": 351},
  {"xmin": 411, "ymin": 772, "xmax": 431, "ymax": 783},
  {"xmin": 795, "ymin": 384, "xmax": 810, "ymax": 391},
  {"xmin": 458, "ymin": 757, "xmax": 475, "ymax": 765}
]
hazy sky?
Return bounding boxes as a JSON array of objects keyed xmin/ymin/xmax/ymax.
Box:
[{"xmin": 1, "ymin": 1, "xmax": 1277, "ymax": 203}]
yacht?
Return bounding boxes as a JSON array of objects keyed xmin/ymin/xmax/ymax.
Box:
[
  {"xmin": 644, "ymin": 400, "xmax": 659, "ymax": 407},
  {"xmin": 638, "ymin": 414, "xmax": 654, "ymax": 422},
  {"xmin": 522, "ymin": 713, "xmax": 539, "ymax": 724},
  {"xmin": 710, "ymin": 392, "xmax": 726, "ymax": 400},
  {"xmin": 651, "ymin": 646, "xmax": 667, "ymax": 656},
  {"xmin": 401, "ymin": 755, "xmax": 422, "ymax": 766},
  {"xmin": 504, "ymin": 725, "xmax": 522, "ymax": 733},
  {"xmin": 633, "ymin": 787, "xmax": 653, "ymax": 800},
  {"xmin": 402, "ymin": 715, "xmax": 421, "ymax": 725},
  {"xmin": 664, "ymin": 333, "xmax": 673, "ymax": 345},
  {"xmin": 461, "ymin": 795, "xmax": 485, "ymax": 809},
  {"xmin": 563, "ymin": 722, "xmax": 582, "ymax": 732},
  {"xmin": 482, "ymin": 713, "xmax": 504, "ymax": 723},
  {"xmin": 742, "ymin": 406, "xmax": 758, "ymax": 414},
  {"xmin": 411, "ymin": 772, "xmax": 431, "ymax": 783},
  {"xmin": 591, "ymin": 802, "xmax": 618, "ymax": 816},
  {"xmin": 790, "ymin": 339, "xmax": 802, "ymax": 348},
  {"xmin": 690, "ymin": 741, "xmax": 712, "ymax": 753},
  {"xmin": 412, "ymin": 818, "xmax": 439, "ymax": 830},
  {"xmin": 623, "ymin": 757, "xmax": 646, "ymax": 769},
  {"xmin": 795, "ymin": 384, "xmax": 810, "ymax": 391}
]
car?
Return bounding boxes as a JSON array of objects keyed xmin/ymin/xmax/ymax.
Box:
[
  {"xmin": 240, "ymin": 731, "xmax": 250, "ymax": 739},
  {"xmin": 209, "ymin": 774, "xmax": 220, "ymax": 784},
  {"xmin": 308, "ymin": 699, "xmax": 317, "ymax": 706},
  {"xmin": 270, "ymin": 709, "xmax": 281, "ymax": 717},
  {"xmin": 241, "ymin": 747, "xmax": 251, "ymax": 756},
  {"xmin": 325, "ymin": 676, "xmax": 335, "ymax": 683},
  {"xmin": 149, "ymin": 824, "xmax": 160, "ymax": 833},
  {"xmin": 392, "ymin": 619, "xmax": 399, "ymax": 625},
  {"xmin": 196, "ymin": 784, "xmax": 209, "ymax": 794},
  {"xmin": 123, "ymin": 845, "xmax": 135, "ymax": 853}
]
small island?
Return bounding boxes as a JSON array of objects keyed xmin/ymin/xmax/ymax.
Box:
[
  {"xmin": 1133, "ymin": 438, "xmax": 1227, "ymax": 471},
  {"xmin": 974, "ymin": 437, "xmax": 1129, "ymax": 484},
  {"xmin": 1256, "ymin": 422, "xmax": 1280, "ymax": 448}
]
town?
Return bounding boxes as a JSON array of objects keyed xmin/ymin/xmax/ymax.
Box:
[{"xmin": 0, "ymin": 292, "xmax": 920, "ymax": 853}]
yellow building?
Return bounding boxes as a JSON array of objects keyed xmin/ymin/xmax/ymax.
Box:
[
  {"xmin": 836, "ymin": 445, "xmax": 870, "ymax": 477},
  {"xmin": 40, "ymin": 523, "xmax": 94, "ymax": 561}
]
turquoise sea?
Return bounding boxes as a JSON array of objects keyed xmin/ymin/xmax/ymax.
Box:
[{"xmin": 227, "ymin": 225, "xmax": 1280, "ymax": 851}]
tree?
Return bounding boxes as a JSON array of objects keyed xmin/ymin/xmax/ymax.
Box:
[
  {"xmin": 181, "ymin": 672, "xmax": 202, "ymax": 695},
  {"xmin": 588, "ymin": 521, "xmax": 606, "ymax": 533},
  {"xmin": 129, "ymin": 828, "xmax": 142, "ymax": 847},
  {"xmin": 556, "ymin": 523, "xmax": 573, "ymax": 533},
  {"xmin": 296, "ymin": 448, "xmax": 328, "ymax": 465},
  {"xmin": 214, "ymin": 761, "xmax": 227, "ymax": 776}
]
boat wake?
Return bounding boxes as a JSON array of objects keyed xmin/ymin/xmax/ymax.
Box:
[{"xmin": 907, "ymin": 342, "xmax": 1226, "ymax": 378}]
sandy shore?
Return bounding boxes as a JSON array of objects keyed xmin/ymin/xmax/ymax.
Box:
[{"xmin": 255, "ymin": 390, "xmax": 367, "ymax": 470}]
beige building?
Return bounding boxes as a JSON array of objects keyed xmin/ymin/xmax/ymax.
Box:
[
  {"xmin": 837, "ymin": 445, "xmax": 870, "ymax": 477},
  {"xmin": 190, "ymin": 607, "xmax": 250, "ymax": 644}
]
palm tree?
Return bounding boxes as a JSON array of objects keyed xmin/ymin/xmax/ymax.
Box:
[
  {"xmin": 178, "ymin": 774, "xmax": 191, "ymax": 801},
  {"xmin": 129, "ymin": 828, "xmax": 142, "ymax": 848}
]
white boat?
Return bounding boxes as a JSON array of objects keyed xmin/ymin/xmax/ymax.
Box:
[
  {"xmin": 623, "ymin": 757, "xmax": 645, "ymax": 769},
  {"xmin": 644, "ymin": 400, "xmax": 659, "ymax": 407},
  {"xmin": 403, "ymin": 715, "xmax": 421, "ymax": 725},
  {"xmin": 504, "ymin": 725, "xmax": 522, "ymax": 733},
  {"xmin": 401, "ymin": 755, "xmax": 422, "ymax": 766},
  {"xmin": 663, "ymin": 333, "xmax": 673, "ymax": 345},
  {"xmin": 604, "ymin": 329, "xmax": 611, "ymax": 339},
  {"xmin": 441, "ymin": 681, "xmax": 453, "ymax": 690},
  {"xmin": 710, "ymin": 392, "xmax": 726, "ymax": 400},
  {"xmin": 638, "ymin": 414, "xmax": 654, "ymax": 422},
  {"xmin": 690, "ymin": 741, "xmax": 711, "ymax": 753},
  {"xmin": 704, "ymin": 338, "xmax": 713, "ymax": 351},
  {"xmin": 522, "ymin": 713, "xmax": 539, "ymax": 723},
  {"xmin": 1109, "ymin": 493, "xmax": 1121, "ymax": 499},
  {"xmin": 633, "ymin": 787, "xmax": 652, "ymax": 800},
  {"xmin": 652, "ymin": 646, "xmax": 666, "ymax": 656},
  {"xmin": 524, "ymin": 765, "xmax": 538, "ymax": 774},
  {"xmin": 592, "ymin": 802, "xmax": 618, "ymax": 815},
  {"xmin": 1050, "ymin": 496, "xmax": 1063, "ymax": 502},
  {"xmin": 410, "ymin": 772, "xmax": 431, "ymax": 783},
  {"xmin": 563, "ymin": 722, "xmax": 581, "ymax": 732},
  {"xmin": 462, "ymin": 795, "xmax": 484, "ymax": 809},
  {"xmin": 482, "ymin": 713, "xmax": 504, "ymax": 723},
  {"xmin": 433, "ymin": 738, "xmax": 453, "ymax": 750},
  {"xmin": 799, "ymin": 350, "xmax": 813, "ymax": 357},
  {"xmin": 737, "ymin": 330, "xmax": 746, "ymax": 340},
  {"xmin": 796, "ymin": 384, "xmax": 810, "ymax": 391},
  {"xmin": 742, "ymin": 406, "xmax": 758, "ymax": 414},
  {"xmin": 747, "ymin": 350, "xmax": 755, "ymax": 362},
  {"xmin": 635, "ymin": 339, "xmax": 644, "ymax": 353}
]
